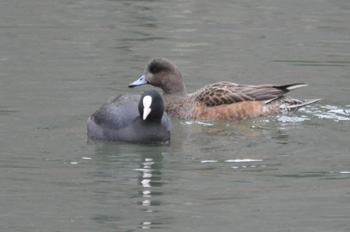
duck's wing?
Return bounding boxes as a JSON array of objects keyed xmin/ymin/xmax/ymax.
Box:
[{"xmin": 195, "ymin": 82, "xmax": 307, "ymax": 107}]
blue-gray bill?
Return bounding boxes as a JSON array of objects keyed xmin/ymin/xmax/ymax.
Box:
[{"xmin": 129, "ymin": 75, "xmax": 147, "ymax": 88}]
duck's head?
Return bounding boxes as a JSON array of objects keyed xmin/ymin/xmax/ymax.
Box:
[{"xmin": 129, "ymin": 58, "xmax": 186, "ymax": 95}]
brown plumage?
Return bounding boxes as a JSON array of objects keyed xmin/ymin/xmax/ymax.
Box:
[{"xmin": 129, "ymin": 58, "xmax": 321, "ymax": 120}]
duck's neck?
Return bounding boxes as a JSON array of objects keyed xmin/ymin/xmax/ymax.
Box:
[
  {"xmin": 164, "ymin": 85, "xmax": 187, "ymax": 96},
  {"xmin": 162, "ymin": 75, "xmax": 187, "ymax": 96},
  {"xmin": 162, "ymin": 91, "xmax": 188, "ymax": 113}
]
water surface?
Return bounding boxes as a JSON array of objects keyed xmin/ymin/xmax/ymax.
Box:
[{"xmin": 1, "ymin": 0, "xmax": 350, "ymax": 231}]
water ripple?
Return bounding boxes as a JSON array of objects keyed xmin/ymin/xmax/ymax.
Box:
[
  {"xmin": 300, "ymin": 104, "xmax": 350, "ymax": 122},
  {"xmin": 275, "ymin": 104, "xmax": 350, "ymax": 123}
]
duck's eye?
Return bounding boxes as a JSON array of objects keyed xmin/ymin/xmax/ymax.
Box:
[
  {"xmin": 150, "ymin": 67, "xmax": 159, "ymax": 74},
  {"xmin": 149, "ymin": 64, "xmax": 163, "ymax": 74}
]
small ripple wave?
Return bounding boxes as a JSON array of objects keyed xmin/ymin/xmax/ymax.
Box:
[{"xmin": 277, "ymin": 104, "xmax": 350, "ymax": 123}]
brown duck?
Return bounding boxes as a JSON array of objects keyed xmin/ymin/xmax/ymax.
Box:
[{"xmin": 129, "ymin": 58, "xmax": 320, "ymax": 120}]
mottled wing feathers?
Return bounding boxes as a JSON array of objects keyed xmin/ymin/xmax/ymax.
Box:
[
  {"xmin": 195, "ymin": 82, "xmax": 306, "ymax": 107},
  {"xmin": 195, "ymin": 82, "xmax": 252, "ymax": 106}
]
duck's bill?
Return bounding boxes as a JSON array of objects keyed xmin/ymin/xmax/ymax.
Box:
[{"xmin": 129, "ymin": 75, "xmax": 148, "ymax": 88}]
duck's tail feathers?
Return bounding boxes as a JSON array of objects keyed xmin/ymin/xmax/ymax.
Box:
[
  {"xmin": 280, "ymin": 98, "xmax": 322, "ymax": 112},
  {"xmin": 279, "ymin": 83, "xmax": 308, "ymax": 91}
]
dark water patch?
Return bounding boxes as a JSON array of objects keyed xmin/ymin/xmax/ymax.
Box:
[
  {"xmin": 0, "ymin": 106, "xmax": 19, "ymax": 115},
  {"xmin": 275, "ymin": 171, "xmax": 331, "ymax": 178},
  {"xmin": 273, "ymin": 60, "xmax": 350, "ymax": 67}
]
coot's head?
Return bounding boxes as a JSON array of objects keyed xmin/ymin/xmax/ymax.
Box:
[{"xmin": 138, "ymin": 89, "xmax": 165, "ymax": 122}]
